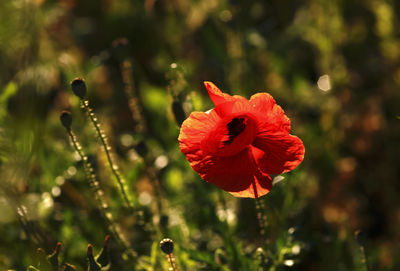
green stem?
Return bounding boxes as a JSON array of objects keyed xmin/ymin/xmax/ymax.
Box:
[
  {"xmin": 119, "ymin": 60, "xmax": 168, "ymax": 226},
  {"xmin": 67, "ymin": 128, "xmax": 137, "ymax": 259},
  {"xmin": 120, "ymin": 60, "xmax": 147, "ymax": 134},
  {"xmin": 255, "ymin": 197, "xmax": 268, "ymax": 242},
  {"xmin": 168, "ymin": 253, "xmax": 178, "ymax": 271},
  {"xmin": 80, "ymin": 99, "xmax": 133, "ymax": 209},
  {"xmin": 6, "ymin": 193, "xmax": 44, "ymax": 246},
  {"xmin": 360, "ymin": 245, "xmax": 370, "ymax": 271}
]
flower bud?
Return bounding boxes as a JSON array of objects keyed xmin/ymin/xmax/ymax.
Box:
[
  {"xmin": 48, "ymin": 242, "xmax": 61, "ymax": 269},
  {"xmin": 159, "ymin": 238, "xmax": 174, "ymax": 254},
  {"xmin": 87, "ymin": 244, "xmax": 101, "ymax": 271},
  {"xmin": 112, "ymin": 37, "xmax": 130, "ymax": 61},
  {"xmin": 355, "ymin": 230, "xmax": 367, "ymax": 246},
  {"xmin": 96, "ymin": 235, "xmax": 110, "ymax": 267},
  {"xmin": 60, "ymin": 111, "xmax": 72, "ymax": 129},
  {"xmin": 70, "ymin": 78, "xmax": 87, "ymax": 99}
]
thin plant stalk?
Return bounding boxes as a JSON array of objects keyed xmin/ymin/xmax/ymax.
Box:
[
  {"xmin": 118, "ymin": 56, "xmax": 163, "ymax": 197},
  {"xmin": 112, "ymin": 38, "xmax": 147, "ymax": 134},
  {"xmin": 10, "ymin": 197, "xmax": 42, "ymax": 245},
  {"xmin": 117, "ymin": 58, "xmax": 166, "ymax": 220},
  {"xmin": 120, "ymin": 59, "xmax": 147, "ymax": 134},
  {"xmin": 66, "ymin": 128, "xmax": 137, "ymax": 259},
  {"xmin": 167, "ymin": 253, "xmax": 178, "ymax": 271},
  {"xmin": 80, "ymin": 99, "xmax": 134, "ymax": 209},
  {"xmin": 255, "ymin": 197, "xmax": 268, "ymax": 242},
  {"xmin": 355, "ymin": 230, "xmax": 370, "ymax": 271},
  {"xmin": 359, "ymin": 244, "xmax": 370, "ymax": 271},
  {"xmin": 4, "ymin": 191, "xmax": 47, "ymax": 247}
]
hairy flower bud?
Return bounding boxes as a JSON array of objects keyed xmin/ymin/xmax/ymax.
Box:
[
  {"xmin": 96, "ymin": 235, "xmax": 110, "ymax": 267},
  {"xmin": 355, "ymin": 230, "xmax": 367, "ymax": 246},
  {"xmin": 60, "ymin": 111, "xmax": 72, "ymax": 129},
  {"xmin": 70, "ymin": 78, "xmax": 87, "ymax": 99},
  {"xmin": 159, "ymin": 238, "xmax": 174, "ymax": 254},
  {"xmin": 112, "ymin": 37, "xmax": 130, "ymax": 61},
  {"xmin": 48, "ymin": 242, "xmax": 61, "ymax": 268},
  {"xmin": 87, "ymin": 244, "xmax": 101, "ymax": 271}
]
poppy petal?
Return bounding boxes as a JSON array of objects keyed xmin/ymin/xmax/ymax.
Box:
[
  {"xmin": 214, "ymin": 98, "xmax": 251, "ymax": 118},
  {"xmin": 252, "ymin": 130, "xmax": 305, "ymax": 174},
  {"xmin": 179, "ymin": 110, "xmax": 220, "ymax": 157},
  {"xmin": 228, "ymin": 168, "xmax": 272, "ymax": 198},
  {"xmin": 250, "ymin": 93, "xmax": 291, "ymax": 132},
  {"xmin": 204, "ymin": 81, "xmax": 233, "ymax": 106},
  {"xmin": 185, "ymin": 146, "xmax": 272, "ymax": 198}
]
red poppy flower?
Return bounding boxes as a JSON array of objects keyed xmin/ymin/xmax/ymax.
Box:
[{"xmin": 178, "ymin": 82, "xmax": 304, "ymax": 198}]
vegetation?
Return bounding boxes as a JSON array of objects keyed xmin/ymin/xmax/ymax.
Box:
[{"xmin": 0, "ymin": 0, "xmax": 399, "ymax": 270}]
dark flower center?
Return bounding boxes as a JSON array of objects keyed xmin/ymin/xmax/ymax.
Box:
[{"xmin": 224, "ymin": 117, "xmax": 246, "ymax": 145}]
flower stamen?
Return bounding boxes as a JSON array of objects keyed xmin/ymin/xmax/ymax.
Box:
[{"xmin": 224, "ymin": 117, "xmax": 246, "ymax": 145}]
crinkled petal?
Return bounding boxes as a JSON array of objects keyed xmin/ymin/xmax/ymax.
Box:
[
  {"xmin": 204, "ymin": 81, "xmax": 234, "ymax": 106},
  {"xmin": 178, "ymin": 110, "xmax": 220, "ymax": 158},
  {"xmin": 214, "ymin": 98, "xmax": 251, "ymax": 118},
  {"xmin": 183, "ymin": 142, "xmax": 272, "ymax": 198},
  {"xmin": 252, "ymin": 130, "xmax": 305, "ymax": 175},
  {"xmin": 228, "ymin": 164, "xmax": 272, "ymax": 198},
  {"xmin": 250, "ymin": 93, "xmax": 291, "ymax": 132}
]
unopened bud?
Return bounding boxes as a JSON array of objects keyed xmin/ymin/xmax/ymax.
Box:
[
  {"xmin": 159, "ymin": 238, "xmax": 174, "ymax": 254},
  {"xmin": 48, "ymin": 242, "xmax": 61, "ymax": 268},
  {"xmin": 87, "ymin": 244, "xmax": 101, "ymax": 271},
  {"xmin": 355, "ymin": 230, "xmax": 367, "ymax": 246},
  {"xmin": 87, "ymin": 244, "xmax": 94, "ymax": 257},
  {"xmin": 96, "ymin": 235, "xmax": 110, "ymax": 267},
  {"xmin": 60, "ymin": 111, "xmax": 72, "ymax": 129},
  {"xmin": 70, "ymin": 78, "xmax": 87, "ymax": 99},
  {"xmin": 112, "ymin": 38, "xmax": 130, "ymax": 61}
]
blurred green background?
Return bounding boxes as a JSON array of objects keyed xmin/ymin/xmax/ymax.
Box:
[{"xmin": 1, "ymin": 0, "xmax": 399, "ymax": 270}]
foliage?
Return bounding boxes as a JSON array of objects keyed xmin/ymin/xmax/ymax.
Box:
[{"xmin": 0, "ymin": 0, "xmax": 399, "ymax": 270}]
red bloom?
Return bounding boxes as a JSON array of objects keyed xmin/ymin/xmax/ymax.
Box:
[{"xmin": 178, "ymin": 82, "xmax": 304, "ymax": 198}]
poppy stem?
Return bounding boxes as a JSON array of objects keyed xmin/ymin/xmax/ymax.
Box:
[
  {"xmin": 360, "ymin": 245, "xmax": 370, "ymax": 271},
  {"xmin": 255, "ymin": 197, "xmax": 268, "ymax": 242},
  {"xmin": 355, "ymin": 230, "xmax": 370, "ymax": 271},
  {"xmin": 119, "ymin": 59, "xmax": 147, "ymax": 134},
  {"xmin": 65, "ymin": 127, "xmax": 137, "ymax": 260},
  {"xmin": 167, "ymin": 253, "xmax": 179, "ymax": 271},
  {"xmin": 118, "ymin": 57, "xmax": 167, "ymax": 219},
  {"xmin": 80, "ymin": 99, "xmax": 134, "ymax": 210}
]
